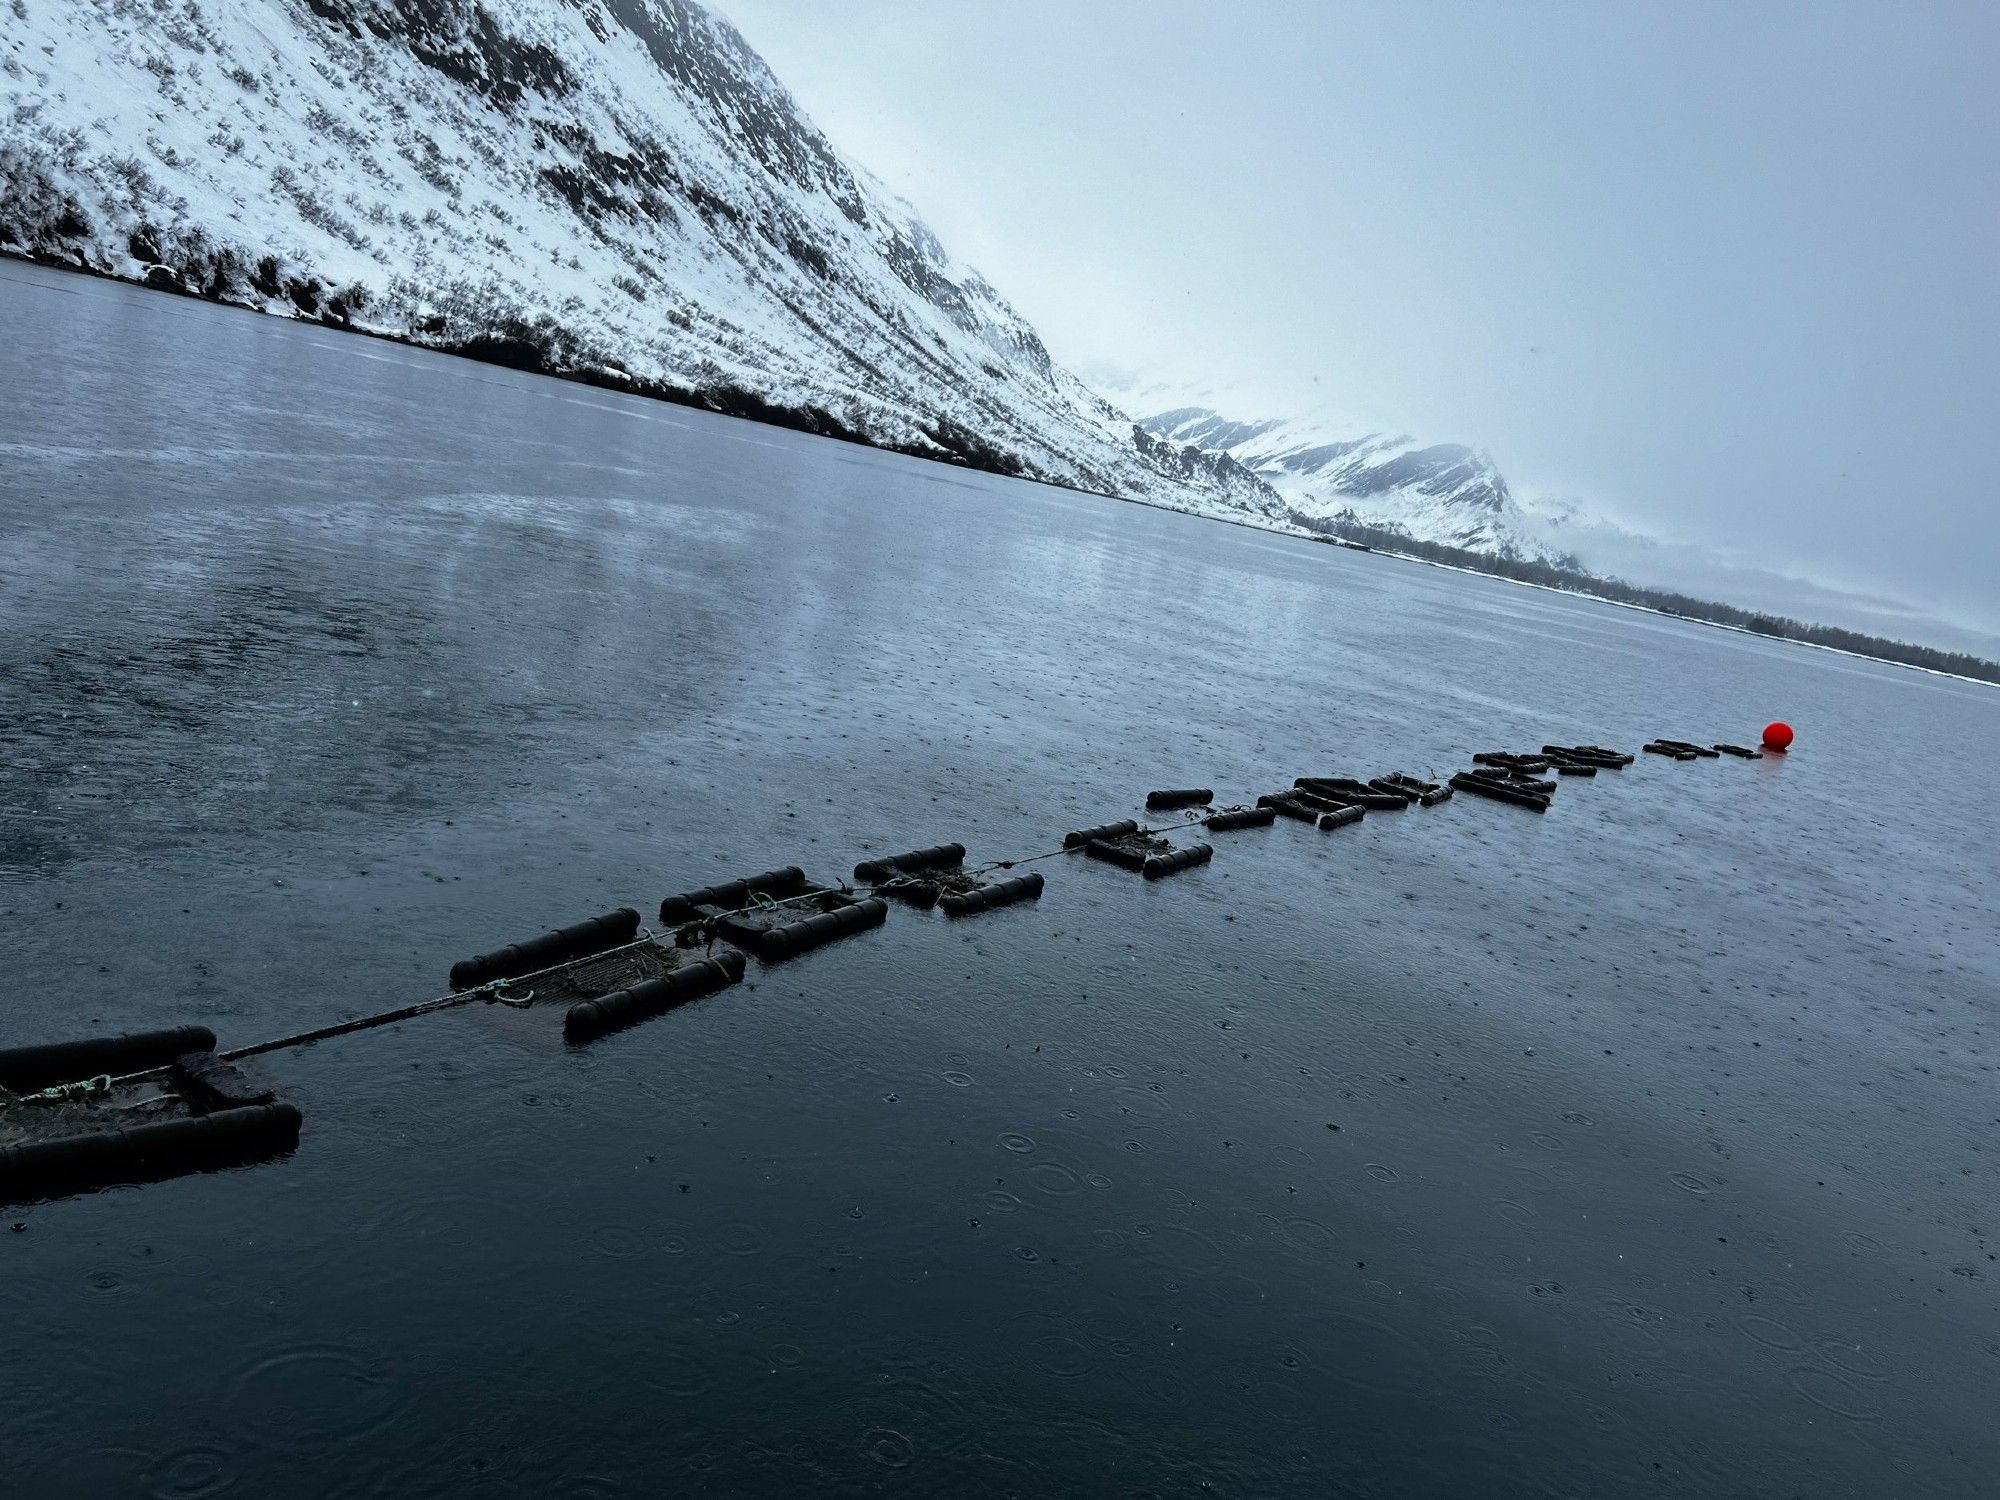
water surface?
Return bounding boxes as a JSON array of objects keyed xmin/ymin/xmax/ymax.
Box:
[{"xmin": 3, "ymin": 263, "xmax": 1997, "ymax": 1497}]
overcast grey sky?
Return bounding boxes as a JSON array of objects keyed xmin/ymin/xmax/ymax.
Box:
[{"xmin": 713, "ymin": 1, "xmax": 1997, "ymax": 642}]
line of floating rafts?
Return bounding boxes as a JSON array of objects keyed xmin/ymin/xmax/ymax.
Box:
[{"xmin": 1, "ymin": 724, "xmax": 1791, "ymax": 1206}]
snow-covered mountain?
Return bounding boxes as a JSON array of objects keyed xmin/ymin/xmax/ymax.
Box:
[
  {"xmin": 1138, "ymin": 406, "xmax": 1573, "ymax": 565},
  {"xmin": 0, "ymin": 0, "xmax": 1278, "ymax": 516}
]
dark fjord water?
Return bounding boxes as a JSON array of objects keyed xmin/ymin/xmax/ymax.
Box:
[{"xmin": 3, "ymin": 263, "xmax": 1997, "ymax": 1497}]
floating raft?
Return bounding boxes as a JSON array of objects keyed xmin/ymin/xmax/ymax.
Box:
[
  {"xmin": 1374, "ymin": 774, "xmax": 1453, "ymax": 807},
  {"xmin": 1081, "ymin": 825, "xmax": 1211, "ymax": 879},
  {"xmin": 659, "ymin": 866, "xmax": 807, "ymax": 925},
  {"xmin": 853, "ymin": 843, "xmax": 966, "ymax": 887},
  {"xmin": 1473, "ymin": 752, "xmax": 1553, "ymax": 774},
  {"xmin": 1544, "ymin": 756, "xmax": 1598, "ymax": 777},
  {"xmin": 855, "ymin": 842, "xmax": 1043, "ymax": 918},
  {"xmin": 1643, "ymin": 741, "xmax": 1699, "ymax": 761},
  {"xmin": 564, "ymin": 951, "xmax": 747, "ymax": 1042},
  {"xmin": 1284, "ymin": 787, "xmax": 1370, "ymax": 817},
  {"xmin": 941, "ymin": 871, "xmax": 1044, "ymax": 917},
  {"xmin": 1260, "ymin": 791, "xmax": 1321, "ymax": 825},
  {"xmin": 1450, "ymin": 771, "xmax": 1550, "ymax": 812},
  {"xmin": 1064, "ymin": 819, "xmax": 1140, "ymax": 849},
  {"xmin": 0, "ymin": 1031, "xmax": 298, "ymax": 1205},
  {"xmin": 1084, "ymin": 837, "xmax": 1151, "ymax": 871},
  {"xmin": 450, "ymin": 908, "xmax": 642, "ymax": 991},
  {"xmin": 1714, "ymin": 743, "xmax": 1764, "ymax": 759},
  {"xmin": 1654, "ymin": 738, "xmax": 1722, "ymax": 759},
  {"xmin": 1259, "ymin": 792, "xmax": 1364, "ymax": 830},
  {"xmin": 1144, "ymin": 843, "xmax": 1213, "ymax": 879},
  {"xmin": 1544, "ymin": 744, "xmax": 1633, "ymax": 768},
  {"xmin": 1, "ymin": 1103, "xmax": 302, "ymax": 1204},
  {"xmin": 1464, "ymin": 754, "xmax": 1577, "ymax": 785},
  {"xmin": 1461, "ymin": 766, "xmax": 1558, "ymax": 796},
  {"xmin": 751, "ymin": 898, "xmax": 887, "ymax": 962},
  {"xmin": 1204, "ymin": 805, "xmax": 1277, "ymax": 832},
  {"xmin": 1295, "ymin": 778, "xmax": 1407, "ymax": 811},
  {"xmin": 658, "ymin": 867, "xmax": 887, "ymax": 962}
]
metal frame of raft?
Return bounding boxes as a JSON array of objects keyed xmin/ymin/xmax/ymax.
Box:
[{"xmin": 0, "ymin": 731, "xmax": 1762, "ymax": 1205}]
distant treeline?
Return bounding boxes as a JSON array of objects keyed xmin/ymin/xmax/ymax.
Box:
[{"xmin": 1294, "ymin": 513, "xmax": 2000, "ymax": 685}]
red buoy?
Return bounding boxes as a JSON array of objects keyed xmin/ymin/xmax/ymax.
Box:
[{"xmin": 1762, "ymin": 721, "xmax": 1794, "ymax": 751}]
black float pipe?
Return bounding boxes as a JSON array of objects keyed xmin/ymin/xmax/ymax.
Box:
[
  {"xmin": 1064, "ymin": 819, "xmax": 1140, "ymax": 849},
  {"xmin": 659, "ymin": 868, "xmax": 807, "ymax": 925},
  {"xmin": 1473, "ymin": 752, "xmax": 1554, "ymax": 772},
  {"xmin": 1143, "ymin": 844, "xmax": 1213, "ymax": 879},
  {"xmin": 1375, "ymin": 776, "xmax": 1453, "ymax": 807},
  {"xmin": 1145, "ymin": 788, "xmax": 1214, "ymax": 810},
  {"xmin": 1260, "ymin": 792, "xmax": 1340, "ymax": 825},
  {"xmin": 940, "ymin": 872, "xmax": 1045, "ymax": 917},
  {"xmin": 450, "ymin": 908, "xmax": 642, "ymax": 991},
  {"xmin": 564, "ymin": 952, "xmax": 748, "ymax": 1042},
  {"xmin": 0, "ymin": 1026, "xmax": 217, "ymax": 1094},
  {"xmin": 0, "ymin": 1103, "xmax": 302, "ymax": 1204},
  {"xmin": 853, "ymin": 843, "xmax": 966, "ymax": 884},
  {"xmin": 1450, "ymin": 773, "xmax": 1550, "ymax": 812},
  {"xmin": 755, "ymin": 899, "xmax": 888, "ymax": 962},
  {"xmin": 1544, "ymin": 745, "xmax": 1632, "ymax": 768},
  {"xmin": 1460, "ymin": 768, "xmax": 1558, "ymax": 795},
  {"xmin": 1295, "ymin": 779, "xmax": 1407, "ymax": 810},
  {"xmin": 1204, "ymin": 806, "xmax": 1276, "ymax": 831},
  {"xmin": 1287, "ymin": 788, "xmax": 1354, "ymax": 815}
]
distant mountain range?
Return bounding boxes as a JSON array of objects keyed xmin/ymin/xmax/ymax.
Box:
[{"xmin": 1134, "ymin": 407, "xmax": 1573, "ymax": 566}]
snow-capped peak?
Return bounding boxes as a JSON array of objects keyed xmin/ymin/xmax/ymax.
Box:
[{"xmin": 1137, "ymin": 406, "xmax": 1569, "ymax": 564}]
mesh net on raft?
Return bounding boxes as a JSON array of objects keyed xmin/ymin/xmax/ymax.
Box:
[
  {"xmin": 880, "ymin": 867, "xmax": 981, "ymax": 898},
  {"xmin": 0, "ymin": 1081, "xmax": 183, "ymax": 1145},
  {"xmin": 486, "ymin": 939, "xmax": 691, "ymax": 1007}
]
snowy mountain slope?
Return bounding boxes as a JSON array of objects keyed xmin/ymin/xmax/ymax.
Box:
[
  {"xmin": 1139, "ymin": 406, "xmax": 1572, "ymax": 564},
  {"xmin": 0, "ymin": 0, "xmax": 1276, "ymax": 516}
]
